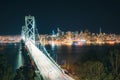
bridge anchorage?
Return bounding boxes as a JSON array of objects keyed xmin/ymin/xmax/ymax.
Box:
[{"xmin": 21, "ymin": 15, "xmax": 75, "ymax": 80}]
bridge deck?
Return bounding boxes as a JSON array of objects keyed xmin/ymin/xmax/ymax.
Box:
[{"xmin": 25, "ymin": 40, "xmax": 74, "ymax": 80}]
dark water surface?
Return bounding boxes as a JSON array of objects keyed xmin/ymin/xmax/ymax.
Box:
[
  {"xmin": 0, "ymin": 43, "xmax": 24, "ymax": 72},
  {"xmin": 45, "ymin": 44, "xmax": 118, "ymax": 65},
  {"xmin": 0, "ymin": 43, "xmax": 119, "ymax": 73}
]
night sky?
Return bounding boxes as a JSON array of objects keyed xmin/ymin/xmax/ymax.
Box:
[{"xmin": 0, "ymin": 0, "xmax": 120, "ymax": 35}]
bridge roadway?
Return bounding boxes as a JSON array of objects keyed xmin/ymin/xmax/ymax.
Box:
[{"xmin": 25, "ymin": 39, "xmax": 74, "ymax": 80}]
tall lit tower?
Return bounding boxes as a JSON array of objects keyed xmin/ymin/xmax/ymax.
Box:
[
  {"xmin": 100, "ymin": 27, "xmax": 101, "ymax": 34},
  {"xmin": 57, "ymin": 27, "xmax": 60, "ymax": 33},
  {"xmin": 57, "ymin": 27, "xmax": 60, "ymax": 36}
]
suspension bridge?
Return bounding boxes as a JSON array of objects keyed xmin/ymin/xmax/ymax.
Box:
[{"xmin": 21, "ymin": 15, "xmax": 74, "ymax": 80}]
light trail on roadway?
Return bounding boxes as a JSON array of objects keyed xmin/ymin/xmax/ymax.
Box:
[{"xmin": 25, "ymin": 39, "xmax": 74, "ymax": 80}]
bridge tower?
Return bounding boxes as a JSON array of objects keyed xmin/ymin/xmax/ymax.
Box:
[
  {"xmin": 24, "ymin": 15, "xmax": 36, "ymax": 44},
  {"xmin": 21, "ymin": 15, "xmax": 74, "ymax": 80}
]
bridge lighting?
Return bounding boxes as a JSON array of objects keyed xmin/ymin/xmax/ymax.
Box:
[{"xmin": 21, "ymin": 15, "xmax": 75, "ymax": 80}]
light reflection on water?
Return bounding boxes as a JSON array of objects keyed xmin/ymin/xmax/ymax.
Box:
[
  {"xmin": 45, "ymin": 44, "xmax": 115, "ymax": 66},
  {"xmin": 0, "ymin": 43, "xmax": 25, "ymax": 72},
  {"xmin": 15, "ymin": 43, "xmax": 24, "ymax": 69},
  {"xmin": 0, "ymin": 43, "xmax": 118, "ymax": 73}
]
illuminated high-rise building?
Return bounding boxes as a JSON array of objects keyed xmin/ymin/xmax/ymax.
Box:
[{"xmin": 100, "ymin": 27, "xmax": 101, "ymax": 34}]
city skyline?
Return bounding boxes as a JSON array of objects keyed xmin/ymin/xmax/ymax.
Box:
[
  {"xmin": 0, "ymin": 5, "xmax": 120, "ymax": 79},
  {"xmin": 0, "ymin": 0, "xmax": 120, "ymax": 35}
]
